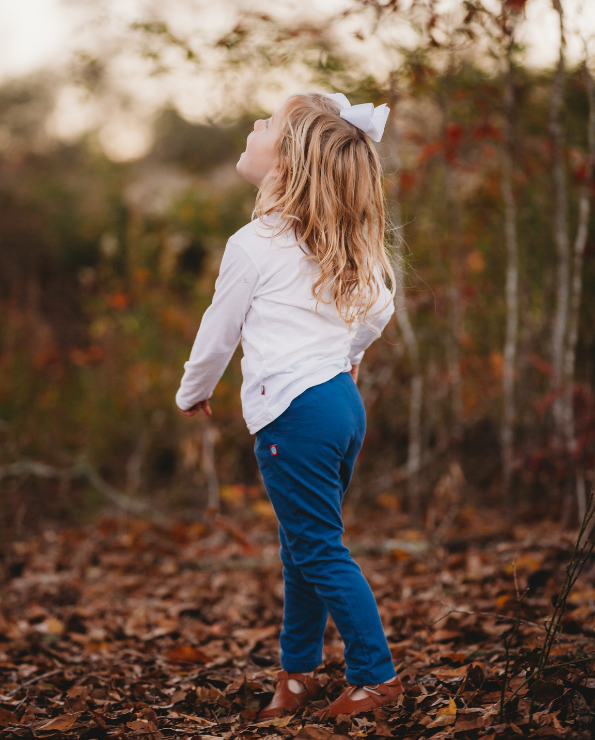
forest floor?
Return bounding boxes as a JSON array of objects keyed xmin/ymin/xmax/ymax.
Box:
[{"xmin": 0, "ymin": 504, "xmax": 594, "ymax": 740}]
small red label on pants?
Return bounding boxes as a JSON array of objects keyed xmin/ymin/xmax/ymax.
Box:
[
  {"xmin": 261, "ymin": 385, "xmax": 265, "ymax": 395},
  {"xmin": 270, "ymin": 444, "xmax": 278, "ymax": 456}
]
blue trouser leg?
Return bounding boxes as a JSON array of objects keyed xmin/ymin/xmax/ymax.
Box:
[
  {"xmin": 254, "ymin": 373, "xmax": 396, "ymax": 686},
  {"xmin": 278, "ymin": 524, "xmax": 328, "ymax": 672}
]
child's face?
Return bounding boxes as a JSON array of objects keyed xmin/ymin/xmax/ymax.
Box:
[{"xmin": 237, "ymin": 107, "xmax": 282, "ymax": 187}]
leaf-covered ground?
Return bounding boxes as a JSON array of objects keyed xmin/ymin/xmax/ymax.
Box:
[{"xmin": 1, "ymin": 507, "xmax": 594, "ymax": 739}]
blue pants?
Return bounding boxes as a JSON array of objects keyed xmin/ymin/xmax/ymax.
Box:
[{"xmin": 254, "ymin": 372, "xmax": 396, "ymax": 686}]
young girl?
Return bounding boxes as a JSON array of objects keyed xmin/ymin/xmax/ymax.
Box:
[{"xmin": 176, "ymin": 92, "xmax": 402, "ymax": 718}]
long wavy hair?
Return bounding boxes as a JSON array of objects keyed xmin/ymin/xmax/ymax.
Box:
[{"xmin": 254, "ymin": 92, "xmax": 396, "ymax": 328}]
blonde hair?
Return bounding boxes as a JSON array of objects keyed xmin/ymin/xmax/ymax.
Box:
[{"xmin": 254, "ymin": 92, "xmax": 396, "ymax": 327}]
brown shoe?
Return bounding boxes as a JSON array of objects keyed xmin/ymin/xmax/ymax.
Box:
[
  {"xmin": 258, "ymin": 669, "xmax": 320, "ymax": 720},
  {"xmin": 320, "ymin": 676, "xmax": 403, "ymax": 718}
]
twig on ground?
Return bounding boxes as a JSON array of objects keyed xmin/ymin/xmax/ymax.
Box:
[
  {"xmin": 0, "ymin": 459, "xmax": 167, "ymax": 521},
  {"xmin": 435, "ymin": 601, "xmax": 544, "ymax": 631},
  {"xmin": 530, "ymin": 489, "xmax": 595, "ymax": 711},
  {"xmin": 502, "ymin": 652, "xmax": 595, "ymax": 708},
  {"xmin": 7, "ymin": 668, "xmax": 64, "ymax": 696},
  {"xmin": 500, "ymin": 562, "xmax": 526, "ymax": 722}
]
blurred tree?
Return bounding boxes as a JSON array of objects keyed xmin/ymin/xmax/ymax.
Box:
[{"xmin": 2, "ymin": 0, "xmax": 595, "ymax": 536}]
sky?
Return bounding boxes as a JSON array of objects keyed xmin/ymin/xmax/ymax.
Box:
[
  {"xmin": 2, "ymin": 0, "xmax": 595, "ymax": 81},
  {"xmin": 2, "ymin": 0, "xmax": 595, "ymax": 160}
]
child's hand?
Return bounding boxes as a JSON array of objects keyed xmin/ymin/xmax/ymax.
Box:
[
  {"xmin": 179, "ymin": 400, "xmax": 212, "ymax": 417},
  {"xmin": 350, "ymin": 364, "xmax": 360, "ymax": 383}
]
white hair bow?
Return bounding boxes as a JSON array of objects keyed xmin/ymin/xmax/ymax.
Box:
[{"xmin": 327, "ymin": 93, "xmax": 390, "ymax": 143}]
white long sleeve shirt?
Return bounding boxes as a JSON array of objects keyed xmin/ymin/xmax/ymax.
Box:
[{"xmin": 176, "ymin": 215, "xmax": 395, "ymax": 434}]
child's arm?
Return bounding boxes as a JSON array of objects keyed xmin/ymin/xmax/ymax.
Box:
[
  {"xmin": 348, "ymin": 286, "xmax": 395, "ymax": 370},
  {"xmin": 176, "ymin": 242, "xmax": 258, "ymax": 415}
]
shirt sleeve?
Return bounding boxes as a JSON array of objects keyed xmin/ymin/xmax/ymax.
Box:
[
  {"xmin": 348, "ymin": 284, "xmax": 395, "ymax": 365},
  {"xmin": 175, "ymin": 241, "xmax": 259, "ymax": 411}
]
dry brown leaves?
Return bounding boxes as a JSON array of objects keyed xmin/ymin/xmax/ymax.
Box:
[{"xmin": 0, "ymin": 510, "xmax": 594, "ymax": 739}]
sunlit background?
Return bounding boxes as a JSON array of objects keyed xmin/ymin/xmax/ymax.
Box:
[
  {"xmin": 3, "ymin": 0, "xmax": 595, "ymax": 160},
  {"xmin": 2, "ymin": 0, "xmax": 595, "ymax": 537}
]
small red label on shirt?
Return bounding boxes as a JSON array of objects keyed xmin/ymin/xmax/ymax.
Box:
[
  {"xmin": 270, "ymin": 444, "xmax": 278, "ymax": 456},
  {"xmin": 261, "ymin": 385, "xmax": 265, "ymax": 395}
]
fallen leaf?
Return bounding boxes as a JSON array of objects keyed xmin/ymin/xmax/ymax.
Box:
[
  {"xmin": 373, "ymin": 720, "xmax": 394, "ymax": 736},
  {"xmin": 431, "ymin": 664, "xmax": 468, "ymax": 678},
  {"xmin": 167, "ymin": 711, "xmax": 215, "ymax": 726},
  {"xmin": 426, "ymin": 700, "xmax": 457, "ymax": 729},
  {"xmin": 232, "ymin": 624, "xmax": 278, "ymax": 655},
  {"xmin": 35, "ymin": 618, "xmax": 64, "ymax": 635},
  {"xmin": 255, "ymin": 714, "xmax": 294, "ymax": 727},
  {"xmin": 139, "ymin": 707, "xmax": 157, "ymax": 723},
  {"xmin": 67, "ymin": 686, "xmax": 88, "ymax": 699},
  {"xmin": 427, "ymin": 713, "xmax": 456, "ymax": 729},
  {"xmin": 455, "ymin": 715, "xmax": 485, "ymax": 731},
  {"xmin": 294, "ymin": 727, "xmax": 334, "ymax": 740},
  {"xmin": 444, "ymin": 652, "xmax": 466, "ymax": 663},
  {"xmin": 533, "ymin": 729, "xmax": 563, "ymax": 738},
  {"xmin": 141, "ymin": 618, "xmax": 179, "ymax": 641},
  {"xmin": 496, "ymin": 594, "xmax": 510, "ymax": 610},
  {"xmin": 0, "ymin": 708, "xmax": 17, "ymax": 727},
  {"xmin": 434, "ymin": 661, "xmax": 484, "ymax": 679},
  {"xmin": 127, "ymin": 719, "xmax": 158, "ymax": 732},
  {"xmin": 433, "ymin": 629, "xmax": 463, "ymax": 642},
  {"xmin": 90, "ymin": 710, "xmax": 108, "ymax": 729},
  {"xmin": 37, "ymin": 714, "xmax": 77, "ymax": 731},
  {"xmin": 166, "ymin": 644, "xmax": 210, "ymax": 663}
]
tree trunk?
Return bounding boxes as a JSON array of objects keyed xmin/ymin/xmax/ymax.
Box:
[
  {"xmin": 394, "ymin": 276, "xmax": 424, "ymax": 526},
  {"xmin": 440, "ymin": 95, "xmax": 464, "ymax": 451},
  {"xmin": 549, "ymin": 3, "xmax": 570, "ymax": 440},
  {"xmin": 387, "ymin": 76, "xmax": 424, "ymax": 526},
  {"xmin": 446, "ymin": 272, "xmax": 464, "ymax": 449},
  {"xmin": 202, "ymin": 425, "xmax": 219, "ymax": 510},
  {"xmin": 562, "ymin": 61, "xmax": 595, "ymax": 518},
  {"xmin": 500, "ymin": 60, "xmax": 519, "ymax": 515}
]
